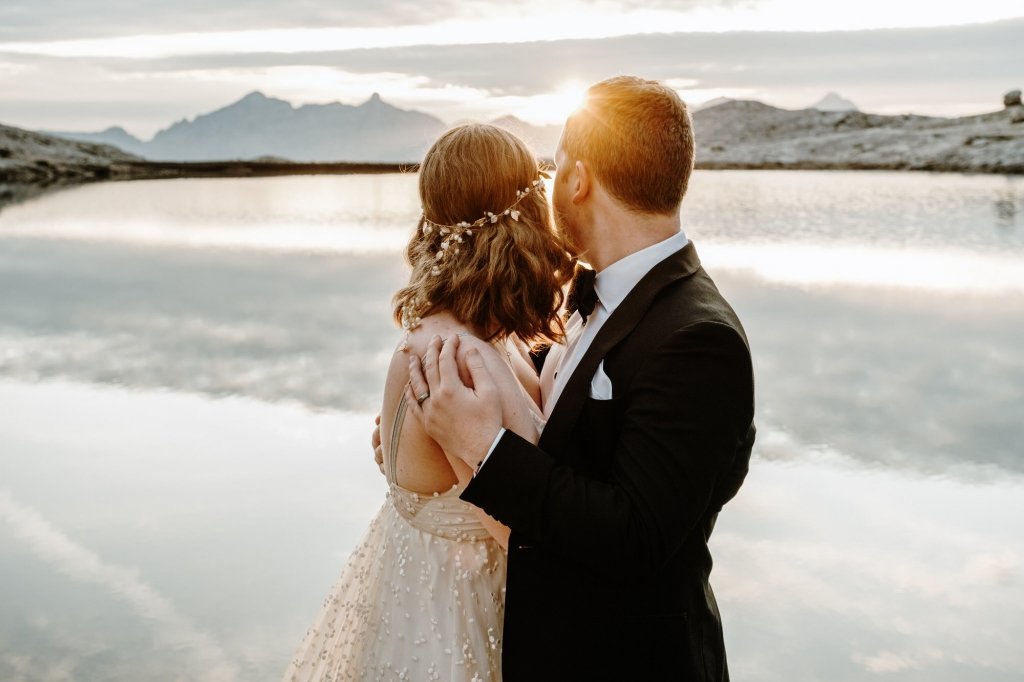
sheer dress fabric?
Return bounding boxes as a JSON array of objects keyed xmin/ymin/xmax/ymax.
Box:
[{"xmin": 283, "ymin": 395, "xmax": 507, "ymax": 681}]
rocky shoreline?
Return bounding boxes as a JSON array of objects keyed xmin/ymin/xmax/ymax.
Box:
[
  {"xmin": 1, "ymin": 159, "xmax": 411, "ymax": 185},
  {"xmin": 0, "ymin": 125, "xmax": 407, "ymax": 186},
  {"xmin": 0, "ymin": 122, "xmax": 410, "ymax": 189}
]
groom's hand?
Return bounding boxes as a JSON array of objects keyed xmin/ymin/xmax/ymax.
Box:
[{"xmin": 406, "ymin": 334, "xmax": 502, "ymax": 471}]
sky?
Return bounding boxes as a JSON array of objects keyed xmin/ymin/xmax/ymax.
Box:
[{"xmin": 0, "ymin": 0, "xmax": 1021, "ymax": 138}]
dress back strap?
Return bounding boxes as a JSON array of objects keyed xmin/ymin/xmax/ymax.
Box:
[{"xmin": 387, "ymin": 393, "xmax": 409, "ymax": 485}]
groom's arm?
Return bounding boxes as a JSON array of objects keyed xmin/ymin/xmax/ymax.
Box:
[{"xmin": 462, "ymin": 321, "xmax": 754, "ymax": 579}]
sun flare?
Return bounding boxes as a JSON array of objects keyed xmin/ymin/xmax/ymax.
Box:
[
  {"xmin": 550, "ymin": 80, "xmax": 589, "ymax": 118},
  {"xmin": 511, "ymin": 80, "xmax": 589, "ymax": 126}
]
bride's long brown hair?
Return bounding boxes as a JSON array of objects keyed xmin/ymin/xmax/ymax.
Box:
[{"xmin": 393, "ymin": 124, "xmax": 572, "ymax": 344}]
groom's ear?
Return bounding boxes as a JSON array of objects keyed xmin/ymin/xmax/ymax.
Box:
[{"xmin": 572, "ymin": 160, "xmax": 591, "ymax": 205}]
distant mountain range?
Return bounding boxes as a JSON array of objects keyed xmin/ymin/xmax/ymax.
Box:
[
  {"xmin": 9, "ymin": 90, "xmax": 1021, "ymax": 181},
  {"xmin": 43, "ymin": 91, "xmax": 869, "ymax": 163},
  {"xmin": 47, "ymin": 92, "xmax": 563, "ymax": 163},
  {"xmin": 43, "ymin": 90, "xmax": 870, "ymax": 164},
  {"xmin": 47, "ymin": 92, "xmax": 439, "ymax": 162}
]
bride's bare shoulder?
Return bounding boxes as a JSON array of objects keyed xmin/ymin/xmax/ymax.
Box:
[
  {"xmin": 383, "ymin": 314, "xmax": 462, "ymax": 406},
  {"xmin": 396, "ymin": 312, "xmax": 475, "ymax": 359}
]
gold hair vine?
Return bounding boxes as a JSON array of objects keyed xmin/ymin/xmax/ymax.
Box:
[{"xmin": 421, "ymin": 176, "xmax": 547, "ymax": 277}]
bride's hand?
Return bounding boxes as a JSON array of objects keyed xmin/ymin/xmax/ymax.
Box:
[{"xmin": 371, "ymin": 414, "xmax": 383, "ymax": 475}]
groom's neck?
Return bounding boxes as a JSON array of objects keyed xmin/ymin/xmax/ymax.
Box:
[{"xmin": 585, "ymin": 201, "xmax": 682, "ymax": 272}]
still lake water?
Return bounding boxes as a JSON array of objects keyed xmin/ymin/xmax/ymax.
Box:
[{"xmin": 1, "ymin": 171, "xmax": 1023, "ymax": 681}]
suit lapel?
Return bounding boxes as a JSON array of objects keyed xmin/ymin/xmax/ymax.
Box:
[{"xmin": 539, "ymin": 242, "xmax": 702, "ymax": 455}]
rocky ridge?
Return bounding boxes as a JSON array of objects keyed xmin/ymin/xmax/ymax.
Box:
[
  {"xmin": 692, "ymin": 98, "xmax": 1024, "ymax": 173},
  {"xmin": 0, "ymin": 122, "xmax": 142, "ymax": 184}
]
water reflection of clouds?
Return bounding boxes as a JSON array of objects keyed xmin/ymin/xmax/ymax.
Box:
[
  {"xmin": 0, "ymin": 490, "xmax": 241, "ymax": 682},
  {"xmin": 2, "ymin": 236, "xmax": 1021, "ymax": 478},
  {"xmin": 0, "ymin": 176, "xmax": 421, "ymax": 253},
  {"xmin": 4, "ymin": 173, "xmax": 1024, "ymax": 259},
  {"xmin": 714, "ymin": 439, "xmax": 1024, "ymax": 681},
  {"xmin": 0, "ymin": 216, "xmax": 415, "ymax": 253},
  {"xmin": 702, "ymin": 242, "xmax": 1024, "ymax": 294},
  {"xmin": 0, "ymin": 379, "xmax": 386, "ymax": 680},
  {"xmin": 0, "ymin": 239, "xmax": 407, "ymax": 411},
  {"xmin": 3, "ymin": 173, "xmax": 1023, "ymax": 679},
  {"xmin": 2, "ymin": 379, "xmax": 1021, "ymax": 681},
  {"xmin": 993, "ymin": 183, "xmax": 1021, "ymax": 231},
  {"xmin": 716, "ymin": 271, "xmax": 1024, "ymax": 477}
]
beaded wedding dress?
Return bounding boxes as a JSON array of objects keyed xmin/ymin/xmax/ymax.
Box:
[{"xmin": 283, "ymin": 394, "xmax": 507, "ymax": 682}]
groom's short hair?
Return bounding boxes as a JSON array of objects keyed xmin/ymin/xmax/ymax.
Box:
[{"xmin": 563, "ymin": 76, "xmax": 695, "ymax": 215}]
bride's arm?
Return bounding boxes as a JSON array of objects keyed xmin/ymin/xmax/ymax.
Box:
[
  {"xmin": 435, "ymin": 336, "xmax": 543, "ymax": 551},
  {"xmin": 445, "ymin": 455, "xmax": 510, "ymax": 550},
  {"xmin": 456, "ymin": 336, "xmax": 542, "ymax": 445}
]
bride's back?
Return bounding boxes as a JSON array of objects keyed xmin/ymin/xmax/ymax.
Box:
[
  {"xmin": 380, "ymin": 311, "xmax": 542, "ymax": 497},
  {"xmin": 380, "ymin": 313, "xmax": 466, "ymax": 495}
]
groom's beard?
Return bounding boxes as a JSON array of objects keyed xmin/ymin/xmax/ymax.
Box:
[{"xmin": 553, "ymin": 207, "xmax": 584, "ymax": 260}]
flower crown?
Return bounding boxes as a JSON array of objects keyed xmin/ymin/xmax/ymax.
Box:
[
  {"xmin": 421, "ymin": 176, "xmax": 547, "ymax": 277},
  {"xmin": 400, "ymin": 174, "xmax": 548, "ymax": 333}
]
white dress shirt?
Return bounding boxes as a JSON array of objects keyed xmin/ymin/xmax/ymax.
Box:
[{"xmin": 479, "ymin": 230, "xmax": 689, "ymax": 471}]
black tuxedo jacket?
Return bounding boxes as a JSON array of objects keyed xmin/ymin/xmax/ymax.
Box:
[{"xmin": 462, "ymin": 241, "xmax": 755, "ymax": 680}]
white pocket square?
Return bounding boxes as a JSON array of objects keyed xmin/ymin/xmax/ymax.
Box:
[{"xmin": 589, "ymin": 360, "xmax": 613, "ymax": 400}]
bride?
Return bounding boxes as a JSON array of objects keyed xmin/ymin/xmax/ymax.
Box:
[{"xmin": 283, "ymin": 124, "xmax": 572, "ymax": 681}]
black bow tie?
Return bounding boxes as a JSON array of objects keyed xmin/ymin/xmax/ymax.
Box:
[{"xmin": 566, "ymin": 266, "xmax": 598, "ymax": 324}]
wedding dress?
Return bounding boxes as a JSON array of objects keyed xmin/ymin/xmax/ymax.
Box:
[{"xmin": 283, "ymin": 394, "xmax": 507, "ymax": 682}]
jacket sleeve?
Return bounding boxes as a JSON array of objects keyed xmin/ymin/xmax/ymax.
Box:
[{"xmin": 460, "ymin": 320, "xmax": 755, "ymax": 580}]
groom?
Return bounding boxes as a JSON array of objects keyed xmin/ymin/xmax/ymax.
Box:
[{"xmin": 407, "ymin": 76, "xmax": 755, "ymax": 680}]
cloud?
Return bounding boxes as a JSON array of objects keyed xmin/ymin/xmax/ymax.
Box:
[
  {"xmin": 0, "ymin": 0, "xmax": 746, "ymax": 42},
  {"xmin": 0, "ymin": 0, "xmax": 465, "ymax": 41},
  {"xmin": 854, "ymin": 650, "xmax": 944, "ymax": 674},
  {"xmin": 965, "ymin": 551, "xmax": 1021, "ymax": 586},
  {"xmin": 3, "ymin": 0, "xmax": 1020, "ymax": 45},
  {"xmin": 268, "ymin": 19, "xmax": 1021, "ymax": 96},
  {"xmin": 2, "ymin": 17, "xmax": 1017, "ymax": 134}
]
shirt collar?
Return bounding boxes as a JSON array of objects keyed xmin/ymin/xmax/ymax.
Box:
[{"xmin": 593, "ymin": 230, "xmax": 688, "ymax": 314}]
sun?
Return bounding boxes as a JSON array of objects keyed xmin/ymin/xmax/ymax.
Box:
[
  {"xmin": 549, "ymin": 80, "xmax": 589, "ymax": 118},
  {"xmin": 513, "ymin": 80, "xmax": 590, "ymax": 125}
]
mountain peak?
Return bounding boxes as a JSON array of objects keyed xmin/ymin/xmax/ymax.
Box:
[
  {"xmin": 139, "ymin": 89, "xmax": 445, "ymax": 162},
  {"xmin": 359, "ymin": 92, "xmax": 396, "ymax": 112},
  {"xmin": 491, "ymin": 114, "xmax": 527, "ymax": 126},
  {"xmin": 692, "ymin": 96, "xmax": 733, "ymax": 112},
  {"xmin": 229, "ymin": 91, "xmax": 291, "ymax": 111},
  {"xmin": 360, "ymin": 92, "xmax": 386, "ymax": 108},
  {"xmin": 811, "ymin": 92, "xmax": 859, "ymax": 112}
]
